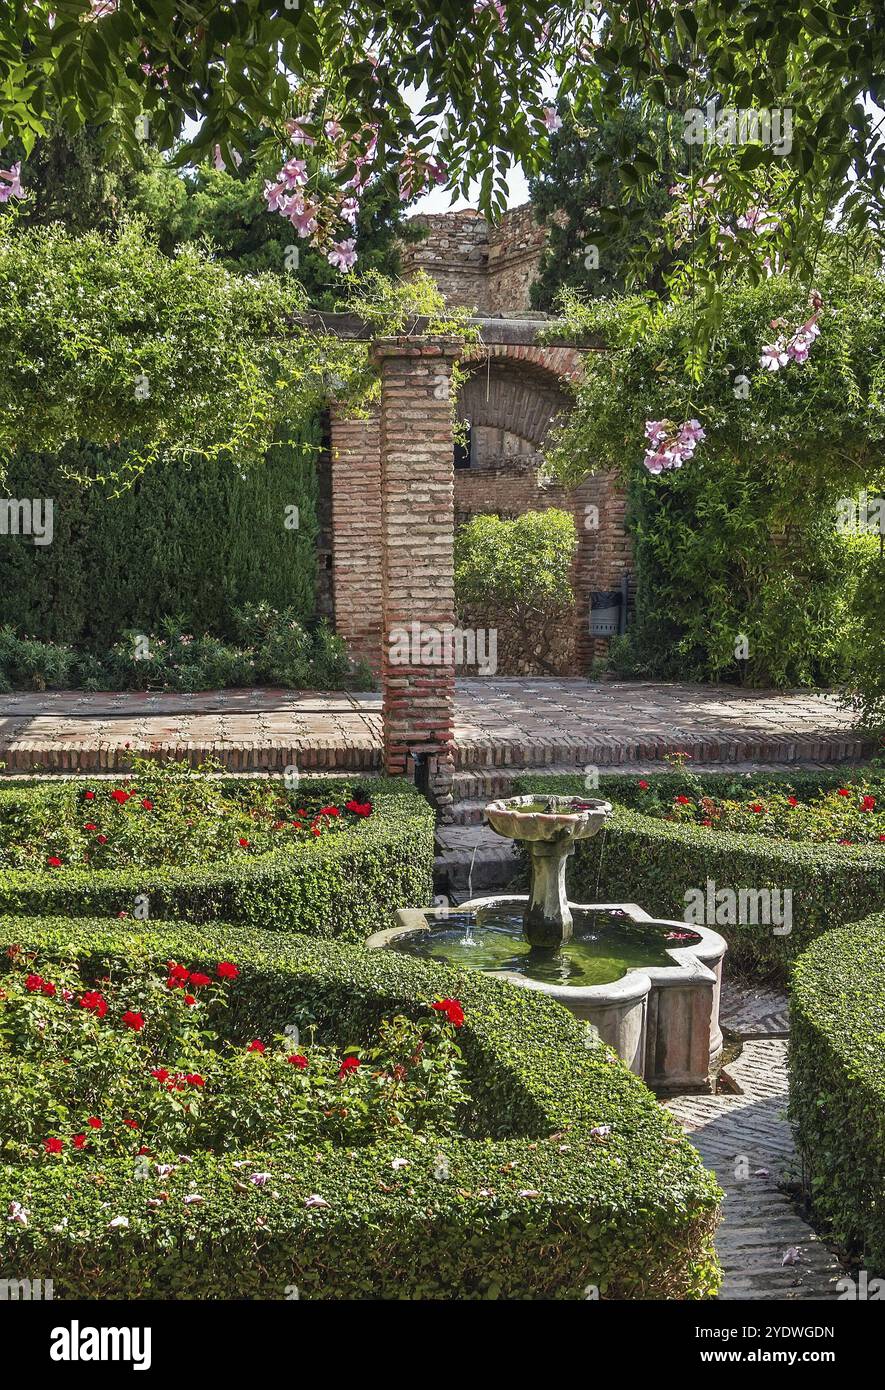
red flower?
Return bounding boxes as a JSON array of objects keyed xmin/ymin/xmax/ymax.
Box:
[
  {"xmin": 186, "ymin": 1074, "xmax": 205, "ymax": 1087},
  {"xmin": 344, "ymin": 800, "xmax": 372, "ymax": 817},
  {"xmin": 84, "ymin": 790, "xmax": 95, "ymax": 801},
  {"xmin": 311, "ymin": 826, "xmax": 321, "ymax": 837},
  {"xmin": 638, "ymin": 780, "xmax": 649, "ymax": 790},
  {"xmin": 46, "ymin": 856, "xmax": 63, "ymax": 868},
  {"xmin": 167, "ymin": 962, "xmax": 190, "ymax": 983},
  {"xmin": 83, "ymin": 822, "xmax": 98, "ymax": 832},
  {"xmin": 87, "ymin": 1116, "xmax": 102, "ymax": 1129},
  {"xmin": 123, "ymin": 1118, "xmax": 139, "ymax": 1129},
  {"xmin": 861, "ymin": 795, "xmax": 876, "ymax": 812},
  {"xmin": 675, "ymin": 795, "xmax": 690, "ymax": 806},
  {"xmin": 121, "ymin": 1010, "xmax": 145, "ymax": 1032},
  {"xmin": 238, "ymin": 837, "xmax": 249, "ymax": 848},
  {"xmin": 839, "ymin": 839, "xmax": 853, "ymax": 846},
  {"xmin": 188, "ymin": 972, "xmax": 212, "ymax": 989},
  {"xmin": 25, "ymin": 973, "xmax": 44, "ymax": 992},
  {"xmin": 787, "ymin": 796, "xmax": 798, "ymax": 807},
  {"xmin": 43, "ymin": 1137, "xmax": 64, "ymax": 1154},
  {"xmin": 216, "ymin": 961, "xmax": 239, "ymax": 980},
  {"xmin": 837, "ymin": 788, "xmax": 851, "ymax": 797},
  {"xmin": 72, "ymin": 1134, "xmax": 86, "ymax": 1149},
  {"xmin": 246, "ymin": 1040, "xmax": 266, "ymax": 1054},
  {"xmin": 338, "ymin": 1056, "xmax": 360, "ymax": 1078},
  {"xmin": 151, "ymin": 1069, "xmax": 169, "ymax": 1084},
  {"xmin": 40, "ymin": 980, "xmax": 56, "ymax": 997},
  {"xmin": 879, "ymin": 834, "xmax": 885, "ymax": 842},
  {"xmin": 431, "ymin": 998, "xmax": 465, "ymax": 1028},
  {"xmin": 80, "ymin": 991, "xmax": 107, "ymax": 1018},
  {"xmin": 183, "ymin": 994, "xmax": 196, "ymax": 1007},
  {"xmin": 320, "ymin": 805, "xmax": 340, "ymax": 817},
  {"xmin": 141, "ymin": 799, "xmax": 153, "ymax": 811},
  {"xmin": 288, "ymin": 1054, "xmax": 308, "ymax": 1069},
  {"xmin": 751, "ymin": 804, "xmax": 763, "ymax": 813},
  {"xmin": 97, "ymin": 835, "xmax": 108, "ymax": 845},
  {"xmin": 110, "ymin": 789, "xmax": 130, "ymax": 804}
]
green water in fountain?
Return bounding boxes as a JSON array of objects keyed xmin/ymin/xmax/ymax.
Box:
[{"xmin": 391, "ymin": 905, "xmax": 700, "ymax": 987}]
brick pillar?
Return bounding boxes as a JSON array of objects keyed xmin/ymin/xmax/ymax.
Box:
[
  {"xmin": 329, "ymin": 407, "xmax": 383, "ymax": 676},
  {"xmin": 372, "ymin": 336, "xmax": 461, "ymax": 805},
  {"xmin": 573, "ymin": 471, "xmax": 633, "ymax": 671}
]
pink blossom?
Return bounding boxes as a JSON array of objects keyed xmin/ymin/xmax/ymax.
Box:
[
  {"xmin": 0, "ymin": 163, "xmax": 23, "ymax": 203},
  {"xmin": 542, "ymin": 107, "xmax": 562, "ymax": 133},
  {"xmin": 340, "ymin": 196, "xmax": 360, "ymax": 225},
  {"xmin": 280, "ymin": 157, "xmax": 308, "ymax": 190},
  {"xmin": 286, "ymin": 118, "xmax": 316, "ymax": 146},
  {"xmin": 327, "ymin": 239, "xmax": 358, "ymax": 272},
  {"xmin": 760, "ymin": 341, "xmax": 789, "ymax": 371},
  {"xmin": 88, "ymin": 0, "xmax": 118, "ymax": 17},
  {"xmin": 324, "ymin": 120, "xmax": 344, "ymax": 141},
  {"xmin": 287, "ymin": 196, "xmax": 319, "ymax": 238},
  {"xmin": 263, "ymin": 180, "xmax": 291, "ymax": 214},
  {"xmin": 475, "ymin": 0, "xmax": 507, "ymax": 23}
]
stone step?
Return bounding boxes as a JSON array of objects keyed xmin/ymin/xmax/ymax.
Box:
[
  {"xmin": 453, "ymin": 733, "xmax": 871, "ymax": 772},
  {"xmin": 433, "ymin": 824, "xmax": 521, "ymax": 896}
]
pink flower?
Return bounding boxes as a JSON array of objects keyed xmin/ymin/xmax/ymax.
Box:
[
  {"xmin": 285, "ymin": 118, "xmax": 316, "ymax": 146},
  {"xmin": 327, "ymin": 239, "xmax": 358, "ymax": 271},
  {"xmin": 542, "ymin": 107, "xmax": 562, "ymax": 133},
  {"xmin": 287, "ymin": 196, "xmax": 319, "ymax": 238},
  {"xmin": 324, "ymin": 119, "xmax": 344, "ymax": 140},
  {"xmin": 0, "ymin": 163, "xmax": 23, "ymax": 202}
]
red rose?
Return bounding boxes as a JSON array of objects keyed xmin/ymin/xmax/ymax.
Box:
[
  {"xmin": 675, "ymin": 795, "xmax": 690, "ymax": 806},
  {"xmin": 47, "ymin": 856, "xmax": 63, "ymax": 868},
  {"xmin": 837, "ymin": 788, "xmax": 851, "ymax": 797},
  {"xmin": 25, "ymin": 974, "xmax": 44, "ymax": 992},
  {"xmin": 123, "ymin": 1118, "xmax": 139, "ymax": 1129},
  {"xmin": 216, "ymin": 962, "xmax": 239, "ymax": 980},
  {"xmin": 141, "ymin": 799, "xmax": 153, "ymax": 811},
  {"xmin": 186, "ymin": 1074, "xmax": 205, "ymax": 1087},
  {"xmin": 861, "ymin": 795, "xmax": 876, "ymax": 812},
  {"xmin": 83, "ymin": 822, "xmax": 98, "ymax": 832},
  {"xmin": 72, "ymin": 1134, "xmax": 86, "ymax": 1149},
  {"xmin": 151, "ymin": 1069, "xmax": 169, "ymax": 1084},
  {"xmin": 188, "ymin": 973, "xmax": 212, "ymax": 988},
  {"xmin": 84, "ymin": 790, "xmax": 96, "ymax": 800},
  {"xmin": 87, "ymin": 1116, "xmax": 102, "ymax": 1129},
  {"xmin": 320, "ymin": 805, "xmax": 340, "ymax": 817},
  {"xmin": 638, "ymin": 780, "xmax": 649, "ymax": 790},
  {"xmin": 41, "ymin": 980, "xmax": 56, "ymax": 997},
  {"xmin": 288, "ymin": 1054, "xmax": 308, "ymax": 1069},
  {"xmin": 338, "ymin": 1056, "xmax": 360, "ymax": 1078},
  {"xmin": 431, "ymin": 998, "xmax": 465, "ymax": 1028},
  {"xmin": 751, "ymin": 804, "xmax": 763, "ymax": 813},
  {"xmin": 80, "ymin": 991, "xmax": 107, "ymax": 1018},
  {"xmin": 246, "ymin": 1040, "xmax": 266, "ymax": 1054},
  {"xmin": 110, "ymin": 789, "xmax": 130, "ymax": 804},
  {"xmin": 238, "ymin": 837, "xmax": 249, "ymax": 848},
  {"xmin": 787, "ymin": 796, "xmax": 798, "ymax": 807},
  {"xmin": 344, "ymin": 800, "xmax": 372, "ymax": 817},
  {"xmin": 97, "ymin": 835, "xmax": 108, "ymax": 845},
  {"xmin": 121, "ymin": 1010, "xmax": 145, "ymax": 1032},
  {"xmin": 43, "ymin": 1137, "xmax": 64, "ymax": 1154},
  {"xmin": 167, "ymin": 963, "xmax": 190, "ymax": 983},
  {"xmin": 183, "ymin": 994, "xmax": 196, "ymax": 1006}
]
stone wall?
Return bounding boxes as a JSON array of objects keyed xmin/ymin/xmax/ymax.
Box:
[{"xmin": 399, "ymin": 203, "xmax": 549, "ymax": 314}]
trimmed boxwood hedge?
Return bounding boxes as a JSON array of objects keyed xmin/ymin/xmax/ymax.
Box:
[
  {"xmin": 0, "ymin": 778, "xmax": 434, "ymax": 942},
  {"xmin": 514, "ymin": 772, "xmax": 885, "ymax": 978},
  {"xmin": 0, "ymin": 915, "xmax": 722, "ymax": 1300},
  {"xmin": 790, "ymin": 914, "xmax": 885, "ymax": 1275}
]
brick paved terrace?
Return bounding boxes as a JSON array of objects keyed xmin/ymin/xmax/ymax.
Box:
[{"xmin": 0, "ymin": 678, "xmax": 871, "ymax": 776}]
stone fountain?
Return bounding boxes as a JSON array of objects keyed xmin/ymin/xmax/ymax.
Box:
[{"xmin": 366, "ymin": 793, "xmax": 726, "ymax": 1093}]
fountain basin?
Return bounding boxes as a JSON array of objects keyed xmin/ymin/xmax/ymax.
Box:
[{"xmin": 366, "ymin": 897, "xmax": 726, "ymax": 1093}]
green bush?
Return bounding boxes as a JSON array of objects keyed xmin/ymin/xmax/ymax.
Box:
[
  {"xmin": 0, "ymin": 915, "xmax": 722, "ymax": 1299},
  {"xmin": 0, "ymin": 778, "xmax": 433, "ymax": 942},
  {"xmin": 790, "ymin": 915, "xmax": 885, "ymax": 1275},
  {"xmin": 0, "ymin": 421, "xmax": 322, "ymax": 651},
  {"xmin": 514, "ymin": 771, "xmax": 885, "ymax": 979},
  {"xmin": 454, "ymin": 509, "xmax": 577, "ymax": 675}
]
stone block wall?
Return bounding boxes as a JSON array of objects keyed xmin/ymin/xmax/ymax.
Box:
[{"xmin": 399, "ymin": 203, "xmax": 549, "ymax": 314}]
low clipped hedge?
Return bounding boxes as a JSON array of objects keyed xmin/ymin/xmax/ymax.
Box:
[
  {"xmin": 514, "ymin": 772, "xmax": 885, "ymax": 978},
  {"xmin": 0, "ymin": 778, "xmax": 433, "ymax": 942},
  {"xmin": 0, "ymin": 915, "xmax": 722, "ymax": 1300},
  {"xmin": 790, "ymin": 915, "xmax": 885, "ymax": 1275}
]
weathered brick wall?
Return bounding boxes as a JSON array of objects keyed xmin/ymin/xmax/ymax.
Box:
[
  {"xmin": 373, "ymin": 337, "xmax": 460, "ymax": 804},
  {"xmin": 329, "ymin": 408, "xmax": 383, "ymax": 676},
  {"xmin": 399, "ymin": 204, "xmax": 549, "ymax": 314}
]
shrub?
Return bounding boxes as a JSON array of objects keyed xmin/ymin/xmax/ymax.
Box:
[
  {"xmin": 790, "ymin": 915, "xmax": 885, "ymax": 1275},
  {"xmin": 454, "ymin": 509, "xmax": 577, "ymax": 675},
  {"xmin": 514, "ymin": 770, "xmax": 885, "ymax": 979},
  {"xmin": 0, "ymin": 776, "xmax": 433, "ymax": 942},
  {"xmin": 0, "ymin": 915, "xmax": 722, "ymax": 1299}
]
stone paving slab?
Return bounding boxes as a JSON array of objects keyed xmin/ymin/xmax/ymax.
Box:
[
  {"xmin": 0, "ymin": 680, "xmax": 871, "ymax": 774},
  {"xmin": 667, "ymin": 1039, "xmax": 844, "ymax": 1301}
]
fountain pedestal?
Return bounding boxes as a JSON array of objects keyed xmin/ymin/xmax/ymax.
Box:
[{"xmin": 525, "ymin": 842, "xmax": 575, "ymax": 946}]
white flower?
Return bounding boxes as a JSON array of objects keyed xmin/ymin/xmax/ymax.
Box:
[
  {"xmin": 391, "ymin": 1157, "xmax": 409, "ymax": 1170},
  {"xmin": 304, "ymin": 1194, "xmax": 329, "ymax": 1209},
  {"xmin": 183, "ymin": 1194, "xmax": 204, "ymax": 1206},
  {"xmin": 156, "ymin": 1163, "xmax": 176, "ymax": 1177},
  {"xmin": 590, "ymin": 1125, "xmax": 612, "ymax": 1139},
  {"xmin": 107, "ymin": 1216, "xmax": 130, "ymax": 1230},
  {"xmin": 250, "ymin": 1172, "xmax": 272, "ymax": 1186}
]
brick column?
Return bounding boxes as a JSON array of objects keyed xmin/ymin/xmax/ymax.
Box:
[
  {"xmin": 329, "ymin": 407, "xmax": 383, "ymax": 676},
  {"xmin": 372, "ymin": 336, "xmax": 461, "ymax": 805},
  {"xmin": 573, "ymin": 471, "xmax": 633, "ymax": 671}
]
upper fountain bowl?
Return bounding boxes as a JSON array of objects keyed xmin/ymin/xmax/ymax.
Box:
[{"xmin": 485, "ymin": 793, "xmax": 612, "ymax": 845}]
